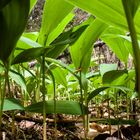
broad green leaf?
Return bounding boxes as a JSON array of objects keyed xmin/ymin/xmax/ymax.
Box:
[
  {"xmin": 45, "ymin": 45, "xmax": 66, "ymax": 59},
  {"xmin": 87, "ymin": 87, "xmax": 109, "ymax": 103},
  {"xmin": 38, "ymin": 0, "xmax": 73, "ymax": 46},
  {"xmin": 46, "ymin": 25, "xmax": 88, "ymax": 59},
  {"xmin": 128, "ymin": 70, "xmax": 135, "ymax": 81},
  {"xmin": 0, "ymin": 0, "xmax": 30, "ymax": 63},
  {"xmin": 12, "ymin": 47, "xmax": 48, "ymax": 65},
  {"xmin": 3, "ymin": 98, "xmax": 24, "ymax": 111},
  {"xmin": 112, "ymin": 35, "xmax": 133, "ymax": 56},
  {"xmin": 66, "ymin": 0, "xmax": 127, "ymax": 30},
  {"xmin": 15, "ymin": 33, "xmax": 40, "ymax": 56},
  {"xmin": 70, "ymin": 18, "xmax": 107, "ymax": 73},
  {"xmin": 134, "ymin": 7, "xmax": 140, "ymax": 34},
  {"xmin": 66, "ymin": 0, "xmax": 140, "ymax": 35},
  {"xmin": 101, "ymin": 27, "xmax": 129, "ymax": 63},
  {"xmin": 17, "ymin": 36, "xmax": 41, "ymax": 49},
  {"xmin": 52, "ymin": 67, "xmax": 67, "ymax": 88},
  {"xmin": 46, "ymin": 57, "xmax": 79, "ymax": 79},
  {"xmin": 87, "ymin": 85, "xmax": 131, "ymax": 103},
  {"xmin": 100, "ymin": 63, "xmax": 118, "ymax": 76},
  {"xmin": 51, "ymin": 25, "xmax": 88, "ymax": 46},
  {"xmin": 46, "ymin": 12, "xmax": 74, "ymax": 45},
  {"xmin": 9, "ymin": 70, "xmax": 26, "ymax": 91},
  {"xmin": 25, "ymin": 100, "xmax": 88, "ymax": 115},
  {"xmin": 23, "ymin": 32, "xmax": 39, "ymax": 41},
  {"xmin": 103, "ymin": 70, "xmax": 128, "ymax": 85}
]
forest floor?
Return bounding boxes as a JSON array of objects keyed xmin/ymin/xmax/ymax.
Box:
[{"xmin": 1, "ymin": 112, "xmax": 140, "ymax": 140}]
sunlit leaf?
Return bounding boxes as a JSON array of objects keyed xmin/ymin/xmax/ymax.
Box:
[
  {"xmin": 100, "ymin": 63, "xmax": 118, "ymax": 76},
  {"xmin": 46, "ymin": 25, "xmax": 88, "ymax": 59},
  {"xmin": 70, "ymin": 18, "xmax": 107, "ymax": 73},
  {"xmin": 52, "ymin": 67, "xmax": 67, "ymax": 88},
  {"xmin": 38, "ymin": 0, "xmax": 73, "ymax": 46},
  {"xmin": 46, "ymin": 12, "xmax": 74, "ymax": 45},
  {"xmin": 65, "ymin": 0, "xmax": 127, "ymax": 30},
  {"xmin": 101, "ymin": 27, "xmax": 129, "ymax": 63}
]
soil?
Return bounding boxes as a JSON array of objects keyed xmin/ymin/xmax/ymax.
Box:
[{"xmin": 1, "ymin": 113, "xmax": 140, "ymax": 140}]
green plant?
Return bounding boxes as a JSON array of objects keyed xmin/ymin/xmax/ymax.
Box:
[
  {"xmin": 1, "ymin": 0, "xmax": 140, "ymax": 139},
  {"xmin": 0, "ymin": 0, "xmax": 30, "ymax": 138}
]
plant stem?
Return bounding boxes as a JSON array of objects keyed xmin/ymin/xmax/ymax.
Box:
[
  {"xmin": 5, "ymin": 65, "xmax": 15, "ymax": 138},
  {"xmin": 122, "ymin": 0, "xmax": 140, "ymax": 97},
  {"xmin": 79, "ymin": 72, "xmax": 87, "ymax": 139},
  {"xmin": 42, "ymin": 55, "xmax": 47, "ymax": 140},
  {"xmin": 0, "ymin": 76, "xmax": 4, "ymax": 140},
  {"xmin": 115, "ymin": 91, "xmax": 120, "ymax": 139},
  {"xmin": 46, "ymin": 66, "xmax": 57, "ymax": 140},
  {"xmin": 52, "ymin": 73, "xmax": 57, "ymax": 140},
  {"xmin": 106, "ymin": 90, "xmax": 111, "ymax": 135}
]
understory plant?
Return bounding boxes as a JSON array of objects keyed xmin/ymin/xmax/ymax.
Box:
[{"xmin": 0, "ymin": 0, "xmax": 140, "ymax": 140}]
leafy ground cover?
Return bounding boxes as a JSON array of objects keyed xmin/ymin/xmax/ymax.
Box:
[{"xmin": 0, "ymin": 0, "xmax": 140, "ymax": 140}]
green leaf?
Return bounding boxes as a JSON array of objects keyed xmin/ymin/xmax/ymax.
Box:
[
  {"xmin": 100, "ymin": 63, "xmax": 118, "ymax": 76},
  {"xmin": 51, "ymin": 25, "xmax": 88, "ymax": 46},
  {"xmin": 12, "ymin": 47, "xmax": 48, "ymax": 64},
  {"xmin": 134, "ymin": 7, "xmax": 140, "ymax": 34},
  {"xmin": 17, "ymin": 36, "xmax": 42, "ymax": 49},
  {"xmin": 30, "ymin": 0, "xmax": 37, "ymax": 12},
  {"xmin": 87, "ymin": 87, "xmax": 109, "ymax": 103},
  {"xmin": 70, "ymin": 18, "xmax": 107, "ymax": 73},
  {"xmin": 0, "ymin": 0, "xmax": 30, "ymax": 63},
  {"xmin": 87, "ymin": 85, "xmax": 131, "ymax": 103},
  {"xmin": 25, "ymin": 100, "xmax": 88, "ymax": 115},
  {"xmin": 46, "ymin": 25, "xmax": 88, "ymax": 59},
  {"xmin": 3, "ymin": 98, "xmax": 24, "ymax": 111},
  {"xmin": 66, "ymin": 0, "xmax": 127, "ymax": 30},
  {"xmin": 52, "ymin": 67, "xmax": 67, "ymax": 88},
  {"xmin": 26, "ymin": 77, "xmax": 36, "ymax": 94},
  {"xmin": 117, "ymin": 35, "xmax": 134, "ymax": 56},
  {"xmin": 66, "ymin": 0, "xmax": 140, "ymax": 35},
  {"xmin": 9, "ymin": 70, "xmax": 26, "ymax": 91},
  {"xmin": 101, "ymin": 27, "xmax": 129, "ymax": 63},
  {"xmin": 45, "ymin": 57, "xmax": 79, "ymax": 79},
  {"xmin": 103, "ymin": 70, "xmax": 128, "ymax": 85},
  {"xmin": 15, "ymin": 33, "xmax": 40, "ymax": 56},
  {"xmin": 38, "ymin": 0, "xmax": 73, "ymax": 46},
  {"xmin": 23, "ymin": 32, "xmax": 39, "ymax": 41},
  {"xmin": 46, "ymin": 12, "xmax": 74, "ymax": 45}
]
